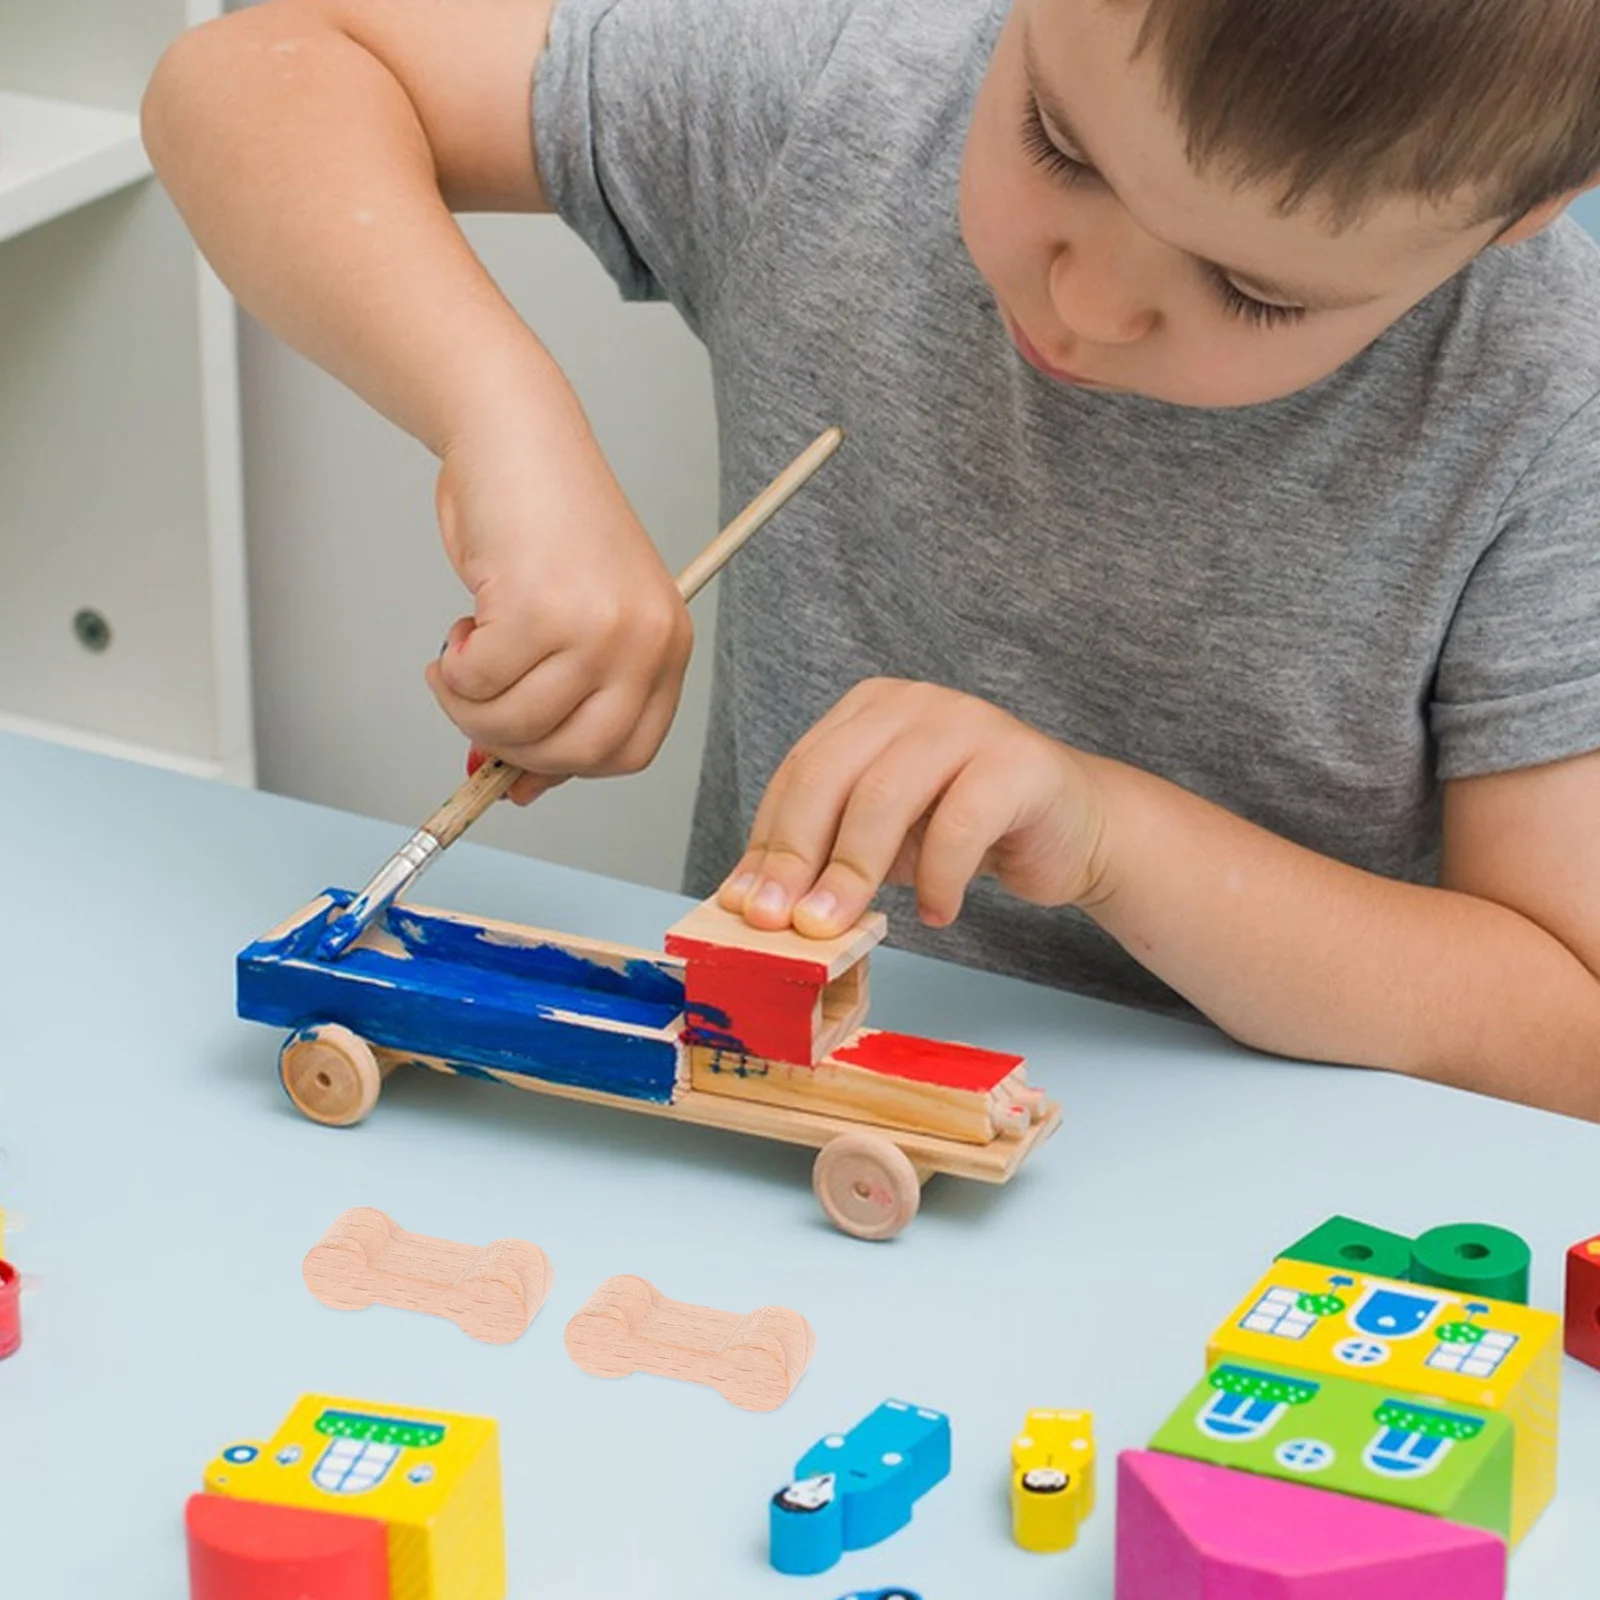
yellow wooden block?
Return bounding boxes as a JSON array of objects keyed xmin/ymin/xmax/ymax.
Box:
[
  {"xmin": 1010, "ymin": 1409, "xmax": 1096, "ymax": 1552},
  {"xmin": 204, "ymin": 1395, "xmax": 504, "ymax": 1600},
  {"xmin": 1208, "ymin": 1260, "xmax": 1560, "ymax": 1544}
]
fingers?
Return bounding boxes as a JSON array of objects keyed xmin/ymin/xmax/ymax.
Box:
[
  {"xmin": 720, "ymin": 684, "xmax": 1092, "ymax": 943},
  {"xmin": 724, "ymin": 683, "xmax": 986, "ymax": 938}
]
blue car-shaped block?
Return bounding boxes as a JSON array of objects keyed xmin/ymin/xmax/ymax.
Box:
[{"xmin": 770, "ymin": 1400, "xmax": 951, "ymax": 1576}]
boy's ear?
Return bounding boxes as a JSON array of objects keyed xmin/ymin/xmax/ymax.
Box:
[{"xmin": 1493, "ymin": 178, "xmax": 1600, "ymax": 248}]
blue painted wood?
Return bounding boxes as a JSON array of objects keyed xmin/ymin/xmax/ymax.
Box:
[{"xmin": 237, "ymin": 892, "xmax": 686, "ymax": 1102}]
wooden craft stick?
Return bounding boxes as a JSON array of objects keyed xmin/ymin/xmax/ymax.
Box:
[
  {"xmin": 318, "ymin": 426, "xmax": 845, "ymax": 960},
  {"xmin": 564, "ymin": 1275, "xmax": 814, "ymax": 1412},
  {"xmin": 302, "ymin": 1207, "xmax": 552, "ymax": 1344}
]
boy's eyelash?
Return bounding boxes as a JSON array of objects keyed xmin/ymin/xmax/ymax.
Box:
[
  {"xmin": 1021, "ymin": 95, "xmax": 1090, "ymax": 185},
  {"xmin": 1209, "ymin": 268, "xmax": 1309, "ymax": 330},
  {"xmin": 1022, "ymin": 92, "xmax": 1309, "ymax": 332}
]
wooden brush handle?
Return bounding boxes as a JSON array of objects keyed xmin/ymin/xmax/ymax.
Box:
[
  {"xmin": 422, "ymin": 756, "xmax": 522, "ymax": 848},
  {"xmin": 421, "ymin": 426, "xmax": 844, "ymax": 847}
]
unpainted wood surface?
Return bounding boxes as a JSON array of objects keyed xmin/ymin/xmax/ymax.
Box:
[
  {"xmin": 564, "ymin": 1274, "xmax": 814, "ymax": 1411},
  {"xmin": 302, "ymin": 1206, "xmax": 551, "ymax": 1344}
]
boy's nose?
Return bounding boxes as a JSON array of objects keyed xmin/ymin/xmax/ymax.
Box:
[{"xmin": 1046, "ymin": 241, "xmax": 1156, "ymax": 348}]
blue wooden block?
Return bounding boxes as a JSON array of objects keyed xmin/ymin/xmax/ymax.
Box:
[
  {"xmin": 237, "ymin": 893, "xmax": 686, "ymax": 1102},
  {"xmin": 770, "ymin": 1400, "xmax": 951, "ymax": 1576}
]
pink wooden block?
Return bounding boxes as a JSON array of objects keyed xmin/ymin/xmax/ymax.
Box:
[{"xmin": 1116, "ymin": 1451, "xmax": 1506, "ymax": 1600}]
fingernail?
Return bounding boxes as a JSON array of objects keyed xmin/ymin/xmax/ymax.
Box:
[
  {"xmin": 723, "ymin": 871, "xmax": 756, "ymax": 902},
  {"xmin": 797, "ymin": 889, "xmax": 837, "ymax": 924},
  {"xmin": 751, "ymin": 881, "xmax": 788, "ymax": 917}
]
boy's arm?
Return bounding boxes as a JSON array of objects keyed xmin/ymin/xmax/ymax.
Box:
[
  {"xmin": 1082, "ymin": 748, "xmax": 1600, "ymax": 1119},
  {"xmin": 144, "ymin": 0, "xmax": 556, "ymax": 456},
  {"xmin": 719, "ymin": 680, "xmax": 1600, "ymax": 1121},
  {"xmin": 143, "ymin": 0, "xmax": 692, "ymax": 786}
]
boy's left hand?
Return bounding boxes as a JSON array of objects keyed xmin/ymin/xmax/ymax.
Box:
[{"xmin": 718, "ymin": 679, "xmax": 1111, "ymax": 938}]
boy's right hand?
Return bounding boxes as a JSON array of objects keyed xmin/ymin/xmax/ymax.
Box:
[{"xmin": 423, "ymin": 425, "xmax": 693, "ymax": 806}]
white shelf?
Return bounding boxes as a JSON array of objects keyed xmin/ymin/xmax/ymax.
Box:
[{"xmin": 0, "ymin": 89, "xmax": 151, "ymax": 245}]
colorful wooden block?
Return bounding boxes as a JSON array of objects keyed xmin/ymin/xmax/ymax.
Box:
[
  {"xmin": 1208, "ymin": 1258, "xmax": 1560, "ymax": 1543},
  {"xmin": 1011, "ymin": 1409, "xmax": 1095, "ymax": 1552},
  {"xmin": 665, "ymin": 897, "xmax": 885, "ymax": 1065},
  {"xmin": 564, "ymin": 1275, "xmax": 814, "ymax": 1411},
  {"xmin": 1278, "ymin": 1215, "xmax": 1415, "ymax": 1282},
  {"xmin": 302, "ymin": 1208, "xmax": 551, "ymax": 1344},
  {"xmin": 1565, "ymin": 1234, "xmax": 1600, "ymax": 1371},
  {"xmin": 1148, "ymin": 1360, "xmax": 1513, "ymax": 1537},
  {"xmin": 1116, "ymin": 1450, "xmax": 1507, "ymax": 1600},
  {"xmin": 0, "ymin": 1258, "xmax": 19, "ymax": 1361},
  {"xmin": 186, "ymin": 1493, "xmax": 389, "ymax": 1600},
  {"xmin": 1410, "ymin": 1224, "xmax": 1531, "ymax": 1306},
  {"xmin": 204, "ymin": 1395, "xmax": 504, "ymax": 1600},
  {"xmin": 770, "ymin": 1400, "xmax": 951, "ymax": 1575}
]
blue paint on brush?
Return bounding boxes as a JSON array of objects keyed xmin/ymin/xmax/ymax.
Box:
[
  {"xmin": 239, "ymin": 892, "xmax": 687, "ymax": 1103},
  {"xmin": 316, "ymin": 908, "xmax": 366, "ymax": 960}
]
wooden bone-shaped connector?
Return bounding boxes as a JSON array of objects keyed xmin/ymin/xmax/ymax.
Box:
[
  {"xmin": 302, "ymin": 1207, "xmax": 551, "ymax": 1344},
  {"xmin": 564, "ymin": 1275, "xmax": 814, "ymax": 1411}
]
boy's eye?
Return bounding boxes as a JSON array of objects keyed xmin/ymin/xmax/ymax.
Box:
[
  {"xmin": 1207, "ymin": 266, "xmax": 1309, "ymax": 331},
  {"xmin": 1021, "ymin": 94, "xmax": 1093, "ymax": 186}
]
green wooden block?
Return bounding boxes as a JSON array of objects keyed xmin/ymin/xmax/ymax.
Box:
[
  {"xmin": 1147, "ymin": 1359, "xmax": 1514, "ymax": 1539},
  {"xmin": 1410, "ymin": 1222, "xmax": 1531, "ymax": 1305},
  {"xmin": 1278, "ymin": 1215, "xmax": 1415, "ymax": 1281}
]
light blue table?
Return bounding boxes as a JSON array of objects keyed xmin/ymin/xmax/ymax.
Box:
[{"xmin": 0, "ymin": 733, "xmax": 1595, "ymax": 1598}]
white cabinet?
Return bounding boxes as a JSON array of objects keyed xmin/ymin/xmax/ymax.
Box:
[{"xmin": 0, "ymin": 3, "xmax": 252, "ymax": 782}]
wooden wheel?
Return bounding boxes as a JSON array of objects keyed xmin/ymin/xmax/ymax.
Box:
[
  {"xmin": 279, "ymin": 1024, "xmax": 382, "ymax": 1126},
  {"xmin": 812, "ymin": 1132, "xmax": 922, "ymax": 1241}
]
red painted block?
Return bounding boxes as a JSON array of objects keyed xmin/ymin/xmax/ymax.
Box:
[
  {"xmin": 1115, "ymin": 1451, "xmax": 1506, "ymax": 1600},
  {"xmin": 669, "ymin": 937, "xmax": 824, "ymax": 1064},
  {"xmin": 1566, "ymin": 1235, "xmax": 1600, "ymax": 1371},
  {"xmin": 833, "ymin": 1030, "xmax": 1023, "ymax": 1094},
  {"xmin": 0, "ymin": 1259, "xmax": 20, "ymax": 1360},
  {"xmin": 186, "ymin": 1493, "xmax": 389, "ymax": 1600}
]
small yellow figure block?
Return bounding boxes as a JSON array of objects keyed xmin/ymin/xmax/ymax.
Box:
[
  {"xmin": 1010, "ymin": 1409, "xmax": 1096, "ymax": 1552},
  {"xmin": 204, "ymin": 1395, "xmax": 504, "ymax": 1600},
  {"xmin": 1208, "ymin": 1259, "xmax": 1561, "ymax": 1544}
]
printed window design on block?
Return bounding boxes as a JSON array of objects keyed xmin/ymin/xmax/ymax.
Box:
[
  {"xmin": 1239, "ymin": 1286, "xmax": 1322, "ymax": 1340},
  {"xmin": 1361, "ymin": 1399, "xmax": 1485, "ymax": 1480},
  {"xmin": 1197, "ymin": 1366, "xmax": 1319, "ymax": 1443},
  {"xmin": 1425, "ymin": 1323, "xmax": 1519, "ymax": 1378},
  {"xmin": 309, "ymin": 1408, "xmax": 445, "ymax": 1496}
]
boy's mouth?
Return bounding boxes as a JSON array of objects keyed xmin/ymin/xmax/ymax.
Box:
[{"xmin": 1003, "ymin": 312, "xmax": 1108, "ymax": 390}]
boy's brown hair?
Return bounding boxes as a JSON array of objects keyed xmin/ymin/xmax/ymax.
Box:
[{"xmin": 1129, "ymin": 0, "xmax": 1600, "ymax": 227}]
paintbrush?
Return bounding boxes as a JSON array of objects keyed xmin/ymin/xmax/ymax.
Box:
[{"xmin": 316, "ymin": 426, "xmax": 845, "ymax": 961}]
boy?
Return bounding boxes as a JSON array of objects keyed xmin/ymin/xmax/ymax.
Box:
[{"xmin": 144, "ymin": 0, "xmax": 1600, "ymax": 1117}]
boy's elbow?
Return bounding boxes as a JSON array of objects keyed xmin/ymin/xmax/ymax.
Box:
[
  {"xmin": 142, "ymin": 19, "xmax": 236, "ymax": 179},
  {"xmin": 141, "ymin": 3, "xmax": 337, "ymax": 179}
]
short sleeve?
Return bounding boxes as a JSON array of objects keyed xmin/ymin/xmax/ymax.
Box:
[
  {"xmin": 533, "ymin": 0, "xmax": 853, "ymax": 331},
  {"xmin": 1432, "ymin": 391, "xmax": 1600, "ymax": 777}
]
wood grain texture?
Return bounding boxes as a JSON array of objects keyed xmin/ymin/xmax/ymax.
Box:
[
  {"xmin": 379, "ymin": 1046, "xmax": 1063, "ymax": 1183},
  {"xmin": 690, "ymin": 1041, "xmax": 1047, "ymax": 1145},
  {"xmin": 302, "ymin": 1207, "xmax": 551, "ymax": 1344},
  {"xmin": 564, "ymin": 1275, "xmax": 814, "ymax": 1411},
  {"xmin": 665, "ymin": 899, "xmax": 887, "ymax": 981}
]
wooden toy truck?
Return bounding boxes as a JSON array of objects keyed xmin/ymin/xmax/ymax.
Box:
[{"xmin": 237, "ymin": 891, "xmax": 1060, "ymax": 1240}]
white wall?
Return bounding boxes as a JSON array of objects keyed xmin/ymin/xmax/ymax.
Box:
[{"xmin": 242, "ymin": 213, "xmax": 720, "ymax": 892}]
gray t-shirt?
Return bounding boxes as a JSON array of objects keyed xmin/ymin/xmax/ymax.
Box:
[{"xmin": 535, "ymin": 0, "xmax": 1600, "ymax": 1015}]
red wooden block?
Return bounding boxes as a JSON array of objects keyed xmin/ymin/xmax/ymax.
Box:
[
  {"xmin": 832, "ymin": 1030, "xmax": 1023, "ymax": 1093},
  {"xmin": 0, "ymin": 1260, "xmax": 20, "ymax": 1361},
  {"xmin": 1566, "ymin": 1234, "xmax": 1600, "ymax": 1371},
  {"xmin": 672, "ymin": 939, "xmax": 822, "ymax": 1064},
  {"xmin": 1115, "ymin": 1451, "xmax": 1505, "ymax": 1600},
  {"xmin": 186, "ymin": 1493, "xmax": 389, "ymax": 1600}
]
